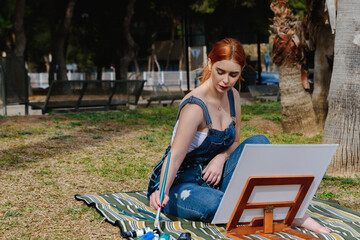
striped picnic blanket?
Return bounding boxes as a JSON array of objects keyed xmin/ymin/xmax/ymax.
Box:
[{"xmin": 75, "ymin": 191, "xmax": 360, "ymax": 240}]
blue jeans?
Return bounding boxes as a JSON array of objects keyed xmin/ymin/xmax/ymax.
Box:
[{"xmin": 163, "ymin": 135, "xmax": 270, "ymax": 222}]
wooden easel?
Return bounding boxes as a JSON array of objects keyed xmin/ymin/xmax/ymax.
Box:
[{"xmin": 226, "ymin": 175, "xmax": 321, "ymax": 240}]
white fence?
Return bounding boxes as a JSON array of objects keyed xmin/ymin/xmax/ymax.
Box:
[
  {"xmin": 28, "ymin": 71, "xmax": 200, "ymax": 91},
  {"xmin": 142, "ymin": 71, "xmax": 199, "ymax": 90}
]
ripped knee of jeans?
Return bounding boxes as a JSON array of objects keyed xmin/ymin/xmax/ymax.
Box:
[{"xmin": 180, "ymin": 189, "xmax": 191, "ymax": 200}]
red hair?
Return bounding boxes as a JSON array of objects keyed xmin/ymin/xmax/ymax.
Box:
[{"xmin": 201, "ymin": 38, "xmax": 246, "ymax": 85}]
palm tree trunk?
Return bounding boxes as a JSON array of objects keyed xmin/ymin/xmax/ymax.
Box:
[
  {"xmin": 322, "ymin": 0, "xmax": 360, "ymax": 177},
  {"xmin": 279, "ymin": 64, "xmax": 320, "ymax": 136},
  {"xmin": 311, "ymin": 36, "xmax": 333, "ymax": 130},
  {"xmin": 270, "ymin": 0, "xmax": 320, "ymax": 136},
  {"xmin": 306, "ymin": 0, "xmax": 335, "ymax": 131}
]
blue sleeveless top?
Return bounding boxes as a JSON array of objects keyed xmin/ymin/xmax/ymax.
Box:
[{"xmin": 147, "ymin": 90, "xmax": 237, "ymax": 197}]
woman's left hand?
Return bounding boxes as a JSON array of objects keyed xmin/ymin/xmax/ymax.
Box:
[{"xmin": 202, "ymin": 155, "xmax": 226, "ymax": 186}]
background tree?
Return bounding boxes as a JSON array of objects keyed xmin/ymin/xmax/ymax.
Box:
[
  {"xmin": 117, "ymin": 0, "xmax": 137, "ymax": 80},
  {"xmin": 148, "ymin": 0, "xmax": 190, "ymax": 72},
  {"xmin": 0, "ymin": 1, "xmax": 13, "ymax": 55},
  {"xmin": 270, "ymin": 0, "xmax": 320, "ymax": 136},
  {"xmin": 75, "ymin": 1, "xmax": 104, "ymax": 79},
  {"xmin": 288, "ymin": 0, "xmax": 306, "ymax": 17},
  {"xmin": 304, "ymin": 0, "xmax": 334, "ymax": 130},
  {"xmin": 0, "ymin": 0, "xmax": 274, "ymax": 85},
  {"xmin": 25, "ymin": 0, "xmax": 52, "ymax": 73},
  {"xmin": 13, "ymin": 0, "xmax": 26, "ymax": 57},
  {"xmin": 0, "ymin": 0, "xmax": 26, "ymax": 56},
  {"xmin": 322, "ymin": 0, "xmax": 360, "ymax": 177},
  {"xmin": 48, "ymin": 0, "xmax": 77, "ymax": 82}
]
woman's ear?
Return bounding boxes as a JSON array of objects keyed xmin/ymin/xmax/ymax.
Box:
[{"xmin": 207, "ymin": 58, "xmax": 212, "ymax": 70}]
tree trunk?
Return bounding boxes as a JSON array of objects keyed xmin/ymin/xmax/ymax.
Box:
[
  {"xmin": 119, "ymin": 0, "xmax": 137, "ymax": 80},
  {"xmin": 322, "ymin": 0, "xmax": 360, "ymax": 177},
  {"xmin": 279, "ymin": 64, "xmax": 320, "ymax": 136},
  {"xmin": 306, "ymin": 0, "xmax": 335, "ymax": 131},
  {"xmin": 311, "ymin": 28, "xmax": 334, "ymax": 130},
  {"xmin": 50, "ymin": 36, "xmax": 68, "ymax": 81},
  {"xmin": 148, "ymin": 56, "xmax": 151, "ymax": 71},
  {"xmin": 179, "ymin": 48, "xmax": 184, "ymax": 71},
  {"xmin": 13, "ymin": 0, "xmax": 26, "ymax": 57},
  {"xmin": 4, "ymin": 35, "xmax": 13, "ymax": 56},
  {"xmin": 96, "ymin": 66, "xmax": 102, "ymax": 80},
  {"xmin": 133, "ymin": 59, "xmax": 140, "ymax": 73},
  {"xmin": 164, "ymin": 20, "xmax": 177, "ymax": 71},
  {"xmin": 49, "ymin": 0, "xmax": 77, "ymax": 83},
  {"xmin": 270, "ymin": 0, "xmax": 320, "ymax": 137},
  {"xmin": 151, "ymin": 43, "xmax": 161, "ymax": 72}
]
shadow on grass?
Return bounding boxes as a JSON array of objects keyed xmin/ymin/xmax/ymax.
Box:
[{"xmin": 0, "ymin": 107, "xmax": 178, "ymax": 170}]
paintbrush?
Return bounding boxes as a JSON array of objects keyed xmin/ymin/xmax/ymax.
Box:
[{"xmin": 154, "ymin": 151, "xmax": 171, "ymax": 231}]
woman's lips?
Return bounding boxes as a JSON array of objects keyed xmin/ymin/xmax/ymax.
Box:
[{"xmin": 219, "ymin": 85, "xmax": 227, "ymax": 91}]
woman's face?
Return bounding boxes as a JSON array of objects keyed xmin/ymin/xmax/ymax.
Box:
[{"xmin": 208, "ymin": 59, "xmax": 242, "ymax": 93}]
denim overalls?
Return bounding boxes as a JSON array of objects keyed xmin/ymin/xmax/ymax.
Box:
[{"xmin": 147, "ymin": 90, "xmax": 270, "ymax": 222}]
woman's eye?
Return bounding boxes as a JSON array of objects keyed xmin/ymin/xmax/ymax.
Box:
[
  {"xmin": 217, "ymin": 71, "xmax": 224, "ymax": 75},
  {"xmin": 230, "ymin": 73, "xmax": 239, "ymax": 78}
]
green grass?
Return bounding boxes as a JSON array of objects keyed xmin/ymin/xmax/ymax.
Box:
[
  {"xmin": 57, "ymin": 102, "xmax": 356, "ymax": 190},
  {"xmin": 1, "ymin": 101, "xmax": 360, "ymax": 239},
  {"xmin": 242, "ymin": 101, "xmax": 282, "ymax": 122},
  {"xmin": 64, "ymin": 106, "xmax": 177, "ymax": 127},
  {"xmin": 316, "ymin": 191, "xmax": 340, "ymax": 199},
  {"xmin": 321, "ymin": 174, "xmax": 360, "ymax": 187},
  {"xmin": 240, "ymin": 101, "xmax": 322, "ymax": 144},
  {"xmin": 4, "ymin": 211, "xmax": 23, "ymax": 217}
]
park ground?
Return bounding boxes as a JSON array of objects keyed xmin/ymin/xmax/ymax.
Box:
[{"xmin": 1, "ymin": 102, "xmax": 359, "ymax": 239}]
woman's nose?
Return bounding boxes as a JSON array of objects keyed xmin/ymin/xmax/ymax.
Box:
[{"xmin": 223, "ymin": 74, "xmax": 230, "ymax": 84}]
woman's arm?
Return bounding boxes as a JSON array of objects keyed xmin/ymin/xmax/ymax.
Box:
[
  {"xmin": 149, "ymin": 103, "xmax": 204, "ymax": 210},
  {"xmin": 202, "ymin": 88, "xmax": 242, "ymax": 186}
]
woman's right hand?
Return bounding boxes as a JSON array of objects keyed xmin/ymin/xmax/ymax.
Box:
[{"xmin": 149, "ymin": 190, "xmax": 169, "ymax": 210}]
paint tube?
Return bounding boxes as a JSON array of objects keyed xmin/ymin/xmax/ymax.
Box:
[
  {"xmin": 153, "ymin": 229, "xmax": 160, "ymax": 240},
  {"xmin": 177, "ymin": 232, "xmax": 191, "ymax": 240},
  {"xmin": 135, "ymin": 231, "xmax": 155, "ymax": 240},
  {"xmin": 121, "ymin": 227, "xmax": 152, "ymax": 238}
]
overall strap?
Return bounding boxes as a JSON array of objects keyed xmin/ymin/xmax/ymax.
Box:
[
  {"xmin": 176, "ymin": 96, "xmax": 212, "ymax": 126},
  {"xmin": 227, "ymin": 89, "xmax": 236, "ymax": 118}
]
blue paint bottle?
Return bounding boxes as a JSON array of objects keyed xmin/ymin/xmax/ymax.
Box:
[{"xmin": 135, "ymin": 231, "xmax": 155, "ymax": 240}]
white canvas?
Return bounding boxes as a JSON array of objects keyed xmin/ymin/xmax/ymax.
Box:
[{"xmin": 211, "ymin": 144, "xmax": 338, "ymax": 224}]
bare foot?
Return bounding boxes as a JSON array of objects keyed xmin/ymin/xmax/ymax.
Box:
[{"xmin": 291, "ymin": 214, "xmax": 331, "ymax": 233}]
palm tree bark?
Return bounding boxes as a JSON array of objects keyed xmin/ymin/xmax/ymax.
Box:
[
  {"xmin": 322, "ymin": 0, "xmax": 360, "ymax": 177},
  {"xmin": 270, "ymin": 0, "xmax": 320, "ymax": 136},
  {"xmin": 311, "ymin": 31, "xmax": 334, "ymax": 130},
  {"xmin": 305, "ymin": 0, "xmax": 335, "ymax": 131},
  {"xmin": 279, "ymin": 64, "xmax": 319, "ymax": 135}
]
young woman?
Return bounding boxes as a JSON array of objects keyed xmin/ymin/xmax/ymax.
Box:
[{"xmin": 147, "ymin": 38, "xmax": 330, "ymax": 233}]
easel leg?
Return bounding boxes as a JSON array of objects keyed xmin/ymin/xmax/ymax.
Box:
[{"xmin": 264, "ymin": 206, "xmax": 274, "ymax": 233}]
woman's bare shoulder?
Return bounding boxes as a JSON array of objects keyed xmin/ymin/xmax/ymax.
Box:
[
  {"xmin": 230, "ymin": 88, "xmax": 240, "ymax": 109},
  {"xmin": 178, "ymin": 86, "xmax": 207, "ymax": 123},
  {"xmin": 231, "ymin": 87, "xmax": 241, "ymax": 101}
]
